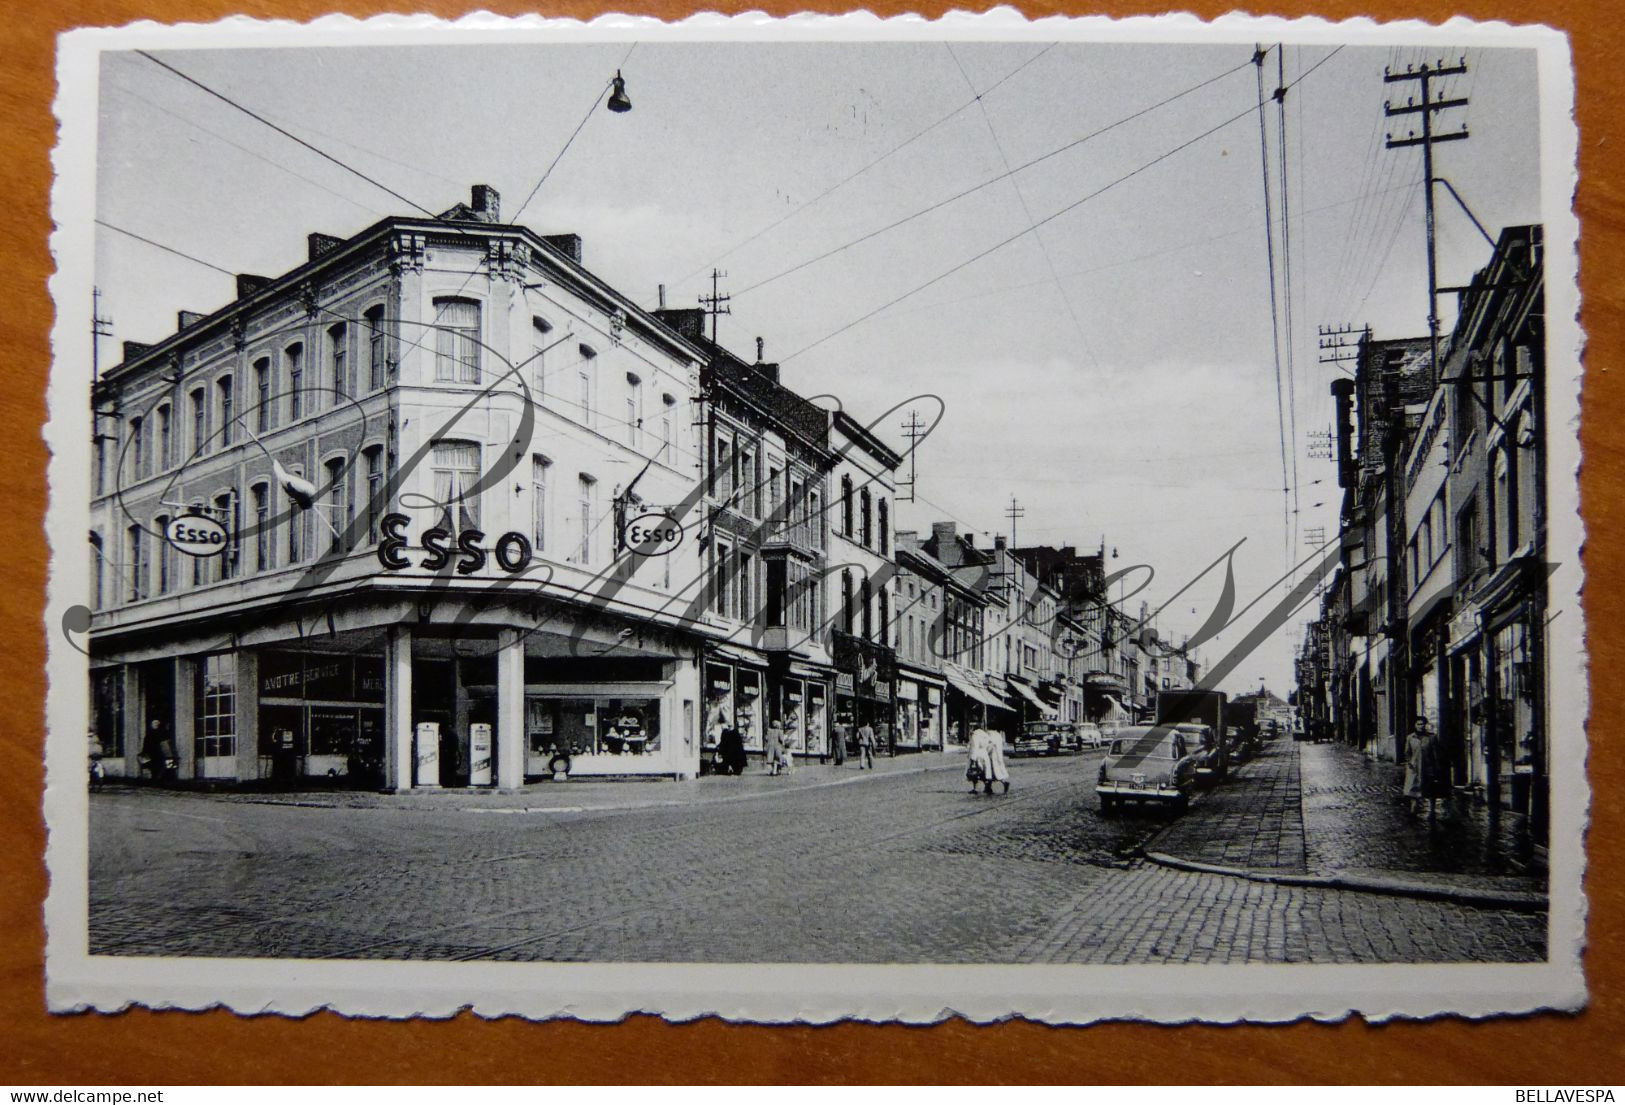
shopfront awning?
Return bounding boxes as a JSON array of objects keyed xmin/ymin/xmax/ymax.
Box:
[
  {"xmin": 943, "ymin": 663, "xmax": 1005, "ymax": 710},
  {"xmin": 709, "ymin": 643, "xmax": 768, "ymax": 668},
  {"xmin": 787, "ymin": 661, "xmax": 832, "ymax": 681},
  {"xmin": 1007, "ymin": 677, "xmax": 1058, "ymax": 719}
]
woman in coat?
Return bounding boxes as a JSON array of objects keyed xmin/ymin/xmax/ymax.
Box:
[
  {"xmin": 1402, "ymin": 716, "xmax": 1431, "ymax": 816},
  {"xmin": 766, "ymin": 719, "xmax": 785, "ymax": 777},
  {"xmin": 967, "ymin": 728, "xmax": 993, "ymax": 794},
  {"xmin": 984, "ymin": 728, "xmax": 1011, "ymax": 794}
]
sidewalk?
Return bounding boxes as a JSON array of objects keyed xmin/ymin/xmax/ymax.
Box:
[
  {"xmin": 166, "ymin": 750, "xmax": 968, "ymax": 815},
  {"xmin": 1146, "ymin": 738, "xmax": 1546, "ymax": 909}
]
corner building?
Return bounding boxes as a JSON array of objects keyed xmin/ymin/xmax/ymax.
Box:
[{"xmin": 89, "ymin": 186, "xmax": 716, "ymax": 788}]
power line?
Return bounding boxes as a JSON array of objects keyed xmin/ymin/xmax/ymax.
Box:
[
  {"xmin": 510, "ymin": 42, "xmax": 636, "ymax": 226},
  {"xmin": 674, "ymin": 42, "xmax": 1057, "ymax": 290},
  {"xmin": 945, "ymin": 42, "xmax": 1099, "ymax": 371},
  {"xmin": 1253, "ymin": 45, "xmax": 1292, "ymax": 577},
  {"xmin": 736, "ymin": 52, "xmax": 1258, "ymax": 300},
  {"xmin": 135, "ymin": 50, "xmax": 444, "ymax": 222},
  {"xmin": 1275, "ymin": 46, "xmax": 1302, "ymax": 572}
]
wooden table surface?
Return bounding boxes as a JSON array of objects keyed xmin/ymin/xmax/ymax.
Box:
[{"xmin": 2, "ymin": 0, "xmax": 1620, "ymax": 1085}]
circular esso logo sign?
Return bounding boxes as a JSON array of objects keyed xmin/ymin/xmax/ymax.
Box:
[
  {"xmin": 166, "ymin": 513, "xmax": 229, "ymax": 557},
  {"xmin": 622, "ymin": 512, "xmax": 684, "ymax": 557}
]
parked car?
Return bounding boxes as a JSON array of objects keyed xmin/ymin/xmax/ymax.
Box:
[
  {"xmin": 1171, "ymin": 723, "xmax": 1223, "ymax": 782},
  {"xmin": 1012, "ymin": 722, "xmax": 1060, "ymax": 756},
  {"xmin": 1096, "ymin": 726, "xmax": 1200, "ymax": 814},
  {"xmin": 1074, "ymin": 722, "xmax": 1105, "ymax": 750}
]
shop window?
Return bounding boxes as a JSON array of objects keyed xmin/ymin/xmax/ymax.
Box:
[
  {"xmin": 196, "ymin": 653, "xmax": 237, "ymax": 762},
  {"xmin": 524, "ymin": 696, "xmax": 662, "ymax": 758},
  {"xmin": 433, "ymin": 298, "xmax": 481, "ymax": 383},
  {"xmin": 93, "ymin": 667, "xmax": 124, "ymax": 758}
]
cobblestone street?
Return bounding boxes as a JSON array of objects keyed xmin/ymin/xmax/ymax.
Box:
[{"xmin": 89, "ymin": 750, "xmax": 1546, "ymax": 964}]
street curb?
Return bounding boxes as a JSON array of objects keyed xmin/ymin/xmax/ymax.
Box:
[
  {"xmin": 224, "ymin": 756, "xmax": 970, "ymax": 816},
  {"xmin": 1142, "ymin": 850, "xmax": 1549, "ymax": 912}
]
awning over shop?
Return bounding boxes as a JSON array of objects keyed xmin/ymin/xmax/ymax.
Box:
[
  {"xmin": 1007, "ymin": 677, "xmax": 1058, "ymax": 719},
  {"xmin": 709, "ymin": 643, "xmax": 768, "ymax": 668},
  {"xmin": 787, "ymin": 661, "xmax": 832, "ymax": 681},
  {"xmin": 943, "ymin": 663, "xmax": 1005, "ymax": 710}
]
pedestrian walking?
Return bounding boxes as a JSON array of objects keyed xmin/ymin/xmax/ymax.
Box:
[
  {"xmin": 766, "ymin": 719, "xmax": 785, "ymax": 776},
  {"xmin": 1403, "ymin": 716, "xmax": 1435, "ymax": 817},
  {"xmin": 967, "ymin": 728, "xmax": 994, "ymax": 795},
  {"xmin": 831, "ymin": 717, "xmax": 849, "ymax": 766},
  {"xmin": 856, "ymin": 719, "xmax": 877, "ymax": 770},
  {"xmin": 718, "ymin": 723, "xmax": 747, "ymax": 776},
  {"xmin": 982, "ymin": 727, "xmax": 1011, "ymax": 794},
  {"xmin": 1418, "ymin": 716, "xmax": 1450, "ymax": 819}
]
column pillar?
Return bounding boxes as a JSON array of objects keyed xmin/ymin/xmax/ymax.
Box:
[
  {"xmin": 496, "ymin": 627, "xmax": 526, "ymax": 789},
  {"xmin": 383, "ymin": 626, "xmax": 414, "ymax": 791},
  {"xmin": 173, "ymin": 657, "xmax": 197, "ymax": 780},
  {"xmin": 121, "ymin": 665, "xmax": 141, "ymax": 776},
  {"xmin": 234, "ymin": 650, "xmax": 260, "ymax": 782}
]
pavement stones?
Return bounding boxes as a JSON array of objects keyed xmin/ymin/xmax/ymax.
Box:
[
  {"xmin": 1146, "ymin": 739, "xmax": 1547, "ymax": 906},
  {"xmin": 89, "ymin": 751, "xmax": 1546, "ymax": 965}
]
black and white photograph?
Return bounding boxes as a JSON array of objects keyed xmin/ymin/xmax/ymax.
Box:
[{"xmin": 44, "ymin": 12, "xmax": 1586, "ymax": 1022}]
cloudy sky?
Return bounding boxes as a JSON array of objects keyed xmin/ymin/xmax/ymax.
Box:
[{"xmin": 92, "ymin": 35, "xmax": 1542, "ymax": 694}]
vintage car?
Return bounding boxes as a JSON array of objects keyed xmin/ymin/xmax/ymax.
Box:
[
  {"xmin": 1169, "ymin": 722, "xmax": 1224, "ymax": 782},
  {"xmin": 1073, "ymin": 722, "xmax": 1105, "ymax": 750},
  {"xmin": 1096, "ymin": 726, "xmax": 1200, "ymax": 813},
  {"xmin": 1013, "ymin": 721, "xmax": 1066, "ymax": 756}
]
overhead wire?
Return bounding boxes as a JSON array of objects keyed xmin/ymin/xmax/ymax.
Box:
[
  {"xmin": 734, "ymin": 51, "xmax": 1260, "ymax": 300},
  {"xmin": 781, "ymin": 45, "xmax": 1345, "ymax": 364},
  {"xmin": 673, "ymin": 41, "xmax": 1058, "ymax": 290},
  {"xmin": 944, "ymin": 42, "xmax": 1100, "ymax": 371},
  {"xmin": 1253, "ymin": 45, "xmax": 1293, "ymax": 579}
]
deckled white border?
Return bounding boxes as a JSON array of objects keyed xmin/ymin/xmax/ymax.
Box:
[{"xmin": 43, "ymin": 8, "xmax": 1588, "ymax": 1024}]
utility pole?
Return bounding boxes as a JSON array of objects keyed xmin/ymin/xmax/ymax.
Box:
[
  {"xmin": 1384, "ymin": 57, "xmax": 1469, "ymax": 375},
  {"xmin": 699, "ymin": 268, "xmax": 731, "ymax": 345},
  {"xmin": 897, "ymin": 409, "xmax": 926, "ymax": 503},
  {"xmin": 91, "ymin": 286, "xmax": 114, "ymax": 390},
  {"xmin": 1004, "ymin": 496, "xmax": 1025, "ymax": 547},
  {"xmin": 1316, "ymin": 323, "xmax": 1366, "ymax": 369}
]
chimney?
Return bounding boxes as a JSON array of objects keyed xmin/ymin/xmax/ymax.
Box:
[
  {"xmin": 994, "ymin": 535, "xmax": 1007, "ymax": 552},
  {"xmin": 307, "ymin": 232, "xmax": 344, "ymax": 261},
  {"xmin": 755, "ymin": 362, "xmax": 780, "ymax": 383},
  {"xmin": 654, "ymin": 307, "xmax": 706, "ymax": 343},
  {"xmin": 122, "ymin": 340, "xmax": 154, "ymax": 363},
  {"xmin": 1331, "ymin": 377, "xmax": 1356, "ymax": 489},
  {"xmin": 471, "ymin": 184, "xmax": 501, "ymax": 223},
  {"xmin": 756, "ymin": 336, "xmax": 764, "ymax": 362},
  {"xmin": 542, "ymin": 233, "xmax": 583, "ymax": 264},
  {"xmin": 236, "ymin": 274, "xmax": 271, "ymax": 299},
  {"xmin": 930, "ymin": 521, "xmax": 958, "ymax": 557},
  {"xmin": 658, "ymin": 284, "xmax": 667, "ymax": 310},
  {"xmin": 177, "ymin": 310, "xmax": 206, "ymax": 331}
]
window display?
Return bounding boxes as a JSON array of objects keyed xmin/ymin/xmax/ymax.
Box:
[{"xmin": 525, "ymin": 695, "xmax": 663, "ymax": 758}]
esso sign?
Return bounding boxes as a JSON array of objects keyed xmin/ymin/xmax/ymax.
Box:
[
  {"xmin": 166, "ymin": 513, "xmax": 229, "ymax": 557},
  {"xmin": 623, "ymin": 512, "xmax": 684, "ymax": 557}
]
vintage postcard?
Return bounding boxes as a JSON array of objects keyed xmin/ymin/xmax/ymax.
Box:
[{"xmin": 43, "ymin": 10, "xmax": 1586, "ymax": 1023}]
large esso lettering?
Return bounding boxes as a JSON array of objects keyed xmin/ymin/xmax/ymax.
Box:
[
  {"xmin": 623, "ymin": 512, "xmax": 684, "ymax": 557},
  {"xmin": 166, "ymin": 513, "xmax": 229, "ymax": 558}
]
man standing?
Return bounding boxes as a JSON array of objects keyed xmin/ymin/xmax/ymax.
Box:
[
  {"xmin": 830, "ymin": 717, "xmax": 848, "ymax": 767},
  {"xmin": 856, "ymin": 717, "xmax": 877, "ymax": 770}
]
